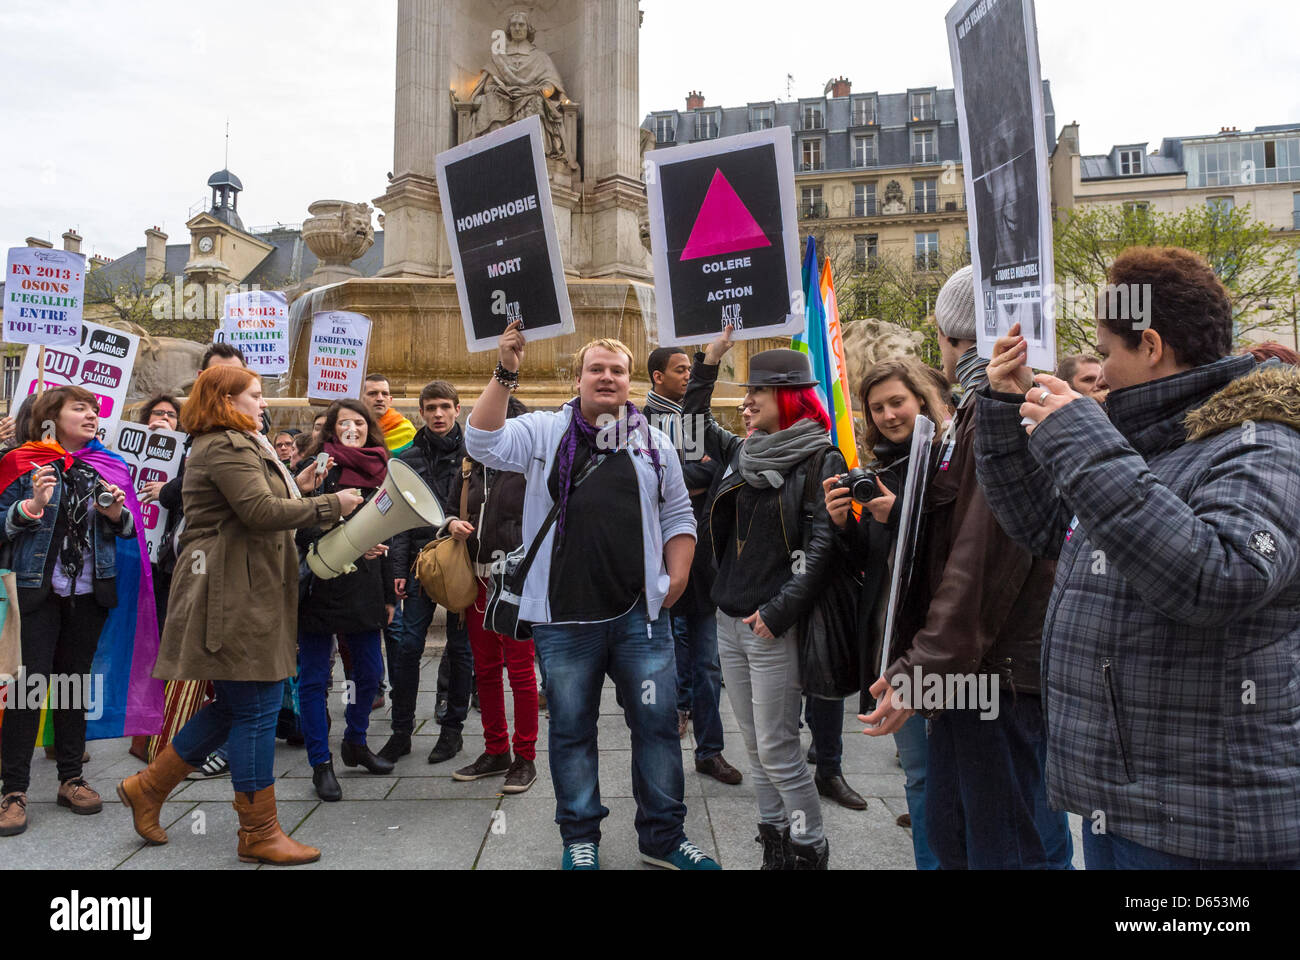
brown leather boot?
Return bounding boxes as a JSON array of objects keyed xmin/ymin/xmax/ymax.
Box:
[
  {"xmin": 233, "ymin": 785, "xmax": 321, "ymax": 866},
  {"xmin": 116, "ymin": 744, "xmax": 195, "ymax": 845}
]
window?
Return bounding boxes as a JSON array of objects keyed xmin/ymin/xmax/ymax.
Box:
[
  {"xmin": 1294, "ymin": 192, "xmax": 1300, "ymax": 231},
  {"xmin": 912, "ymin": 129, "xmax": 937, "ymax": 164},
  {"xmin": 854, "ymin": 233, "xmax": 878, "ymax": 268},
  {"xmin": 2, "ymin": 354, "xmax": 20, "ymax": 401},
  {"xmin": 853, "ymin": 135, "xmax": 877, "ymax": 168},
  {"xmin": 750, "ymin": 106, "xmax": 774, "ymax": 131},
  {"xmin": 915, "ymin": 231, "xmax": 939, "ymax": 271},
  {"xmin": 1208, "ymin": 196, "xmax": 1235, "ymax": 220},
  {"xmin": 1123, "ymin": 201, "xmax": 1151, "ymax": 216},
  {"xmin": 801, "ymin": 186, "xmax": 825, "ymax": 219},
  {"xmin": 654, "ymin": 115, "xmax": 675, "ymax": 144},
  {"xmin": 1119, "ymin": 149, "xmax": 1143, "ymax": 175},
  {"xmin": 852, "ymin": 96, "xmax": 876, "ymax": 126},
  {"xmin": 914, "ymin": 178, "xmax": 938, "ymax": 213},
  {"xmin": 802, "ymin": 139, "xmax": 823, "ymax": 172},
  {"xmin": 910, "ymin": 91, "xmax": 935, "ymax": 122},
  {"xmin": 693, "ymin": 111, "xmax": 718, "ymax": 140},
  {"xmin": 854, "ymin": 183, "xmax": 877, "ymax": 217},
  {"xmin": 802, "ymin": 102, "xmax": 825, "ymax": 130}
]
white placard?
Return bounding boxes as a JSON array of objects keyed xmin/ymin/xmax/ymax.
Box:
[
  {"xmin": 645, "ymin": 127, "xmax": 803, "ymax": 347},
  {"xmin": 880, "ymin": 415, "xmax": 937, "ymax": 678},
  {"xmin": 112, "ymin": 422, "xmax": 186, "ymax": 563},
  {"xmin": 15, "ymin": 321, "xmax": 140, "ymax": 444},
  {"xmin": 947, "ymin": 0, "xmax": 1056, "ymax": 374},
  {"xmin": 435, "ymin": 115, "xmax": 575, "ymax": 352},
  {"xmin": 222, "ymin": 289, "xmax": 289, "ymax": 375},
  {"xmin": 307, "ymin": 311, "xmax": 372, "ymax": 401},
  {"xmin": 3, "ymin": 246, "xmax": 86, "ymax": 346}
]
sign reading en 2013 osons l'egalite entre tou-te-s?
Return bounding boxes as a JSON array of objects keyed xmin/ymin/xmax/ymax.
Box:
[{"xmin": 3, "ymin": 246, "xmax": 86, "ymax": 346}]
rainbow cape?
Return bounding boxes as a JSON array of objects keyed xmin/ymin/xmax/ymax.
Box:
[
  {"xmin": 379, "ymin": 408, "xmax": 416, "ymax": 455},
  {"xmin": 0, "ymin": 439, "xmax": 165, "ymax": 743}
]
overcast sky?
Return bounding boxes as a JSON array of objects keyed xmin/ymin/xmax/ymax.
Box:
[{"xmin": 3, "ymin": 0, "xmax": 1297, "ymax": 259}]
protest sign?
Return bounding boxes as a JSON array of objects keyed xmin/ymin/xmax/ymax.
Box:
[
  {"xmin": 880, "ymin": 415, "xmax": 937, "ymax": 678},
  {"xmin": 307, "ymin": 311, "xmax": 372, "ymax": 401},
  {"xmin": 15, "ymin": 320, "xmax": 140, "ymax": 443},
  {"xmin": 112, "ymin": 422, "xmax": 185, "ymax": 562},
  {"xmin": 3, "ymin": 246, "xmax": 85, "ymax": 346},
  {"xmin": 436, "ymin": 115, "xmax": 574, "ymax": 352},
  {"xmin": 222, "ymin": 289, "xmax": 289, "ymax": 375},
  {"xmin": 646, "ymin": 127, "xmax": 802, "ymax": 347},
  {"xmin": 948, "ymin": 0, "xmax": 1056, "ymax": 373}
]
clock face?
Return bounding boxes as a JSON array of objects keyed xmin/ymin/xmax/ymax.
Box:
[{"xmin": 198, "ymin": 236, "xmax": 214, "ymax": 253}]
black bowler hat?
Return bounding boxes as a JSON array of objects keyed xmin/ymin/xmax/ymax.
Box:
[{"xmin": 739, "ymin": 349, "xmax": 819, "ymax": 389}]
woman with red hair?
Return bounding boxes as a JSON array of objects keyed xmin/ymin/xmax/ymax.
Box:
[
  {"xmin": 117, "ymin": 366, "xmax": 363, "ymax": 865},
  {"xmin": 684, "ymin": 329, "xmax": 844, "ymax": 869}
]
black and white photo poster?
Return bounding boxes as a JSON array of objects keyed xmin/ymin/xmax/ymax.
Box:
[
  {"xmin": 948, "ymin": 0, "xmax": 1056, "ymax": 373},
  {"xmin": 646, "ymin": 127, "xmax": 802, "ymax": 347},
  {"xmin": 436, "ymin": 115, "xmax": 574, "ymax": 352}
]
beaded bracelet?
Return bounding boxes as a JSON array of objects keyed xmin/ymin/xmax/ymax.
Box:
[{"xmin": 493, "ymin": 362, "xmax": 520, "ymax": 392}]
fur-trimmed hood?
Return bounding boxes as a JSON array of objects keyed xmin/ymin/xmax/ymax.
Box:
[{"xmin": 1186, "ymin": 363, "xmax": 1300, "ymax": 441}]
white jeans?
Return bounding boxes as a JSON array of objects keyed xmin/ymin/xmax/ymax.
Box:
[{"xmin": 716, "ymin": 612, "xmax": 824, "ymax": 844}]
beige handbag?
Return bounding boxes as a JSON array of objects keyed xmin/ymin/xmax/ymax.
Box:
[
  {"xmin": 0, "ymin": 569, "xmax": 20, "ymax": 679},
  {"xmin": 414, "ymin": 458, "xmax": 478, "ymax": 615}
]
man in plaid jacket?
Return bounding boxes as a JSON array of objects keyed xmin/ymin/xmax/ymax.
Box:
[{"xmin": 974, "ymin": 247, "xmax": 1300, "ymax": 868}]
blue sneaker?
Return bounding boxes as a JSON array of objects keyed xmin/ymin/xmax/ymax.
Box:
[
  {"xmin": 640, "ymin": 839, "xmax": 721, "ymax": 871},
  {"xmin": 561, "ymin": 842, "xmax": 600, "ymax": 870}
]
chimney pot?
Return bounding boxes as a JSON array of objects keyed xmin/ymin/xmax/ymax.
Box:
[
  {"xmin": 61, "ymin": 229, "xmax": 82, "ymax": 254},
  {"xmin": 686, "ymin": 90, "xmax": 705, "ymax": 110}
]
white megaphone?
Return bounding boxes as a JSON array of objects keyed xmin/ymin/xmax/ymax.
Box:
[{"xmin": 306, "ymin": 459, "xmax": 445, "ymax": 580}]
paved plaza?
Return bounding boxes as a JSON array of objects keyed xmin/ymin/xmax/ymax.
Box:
[{"xmin": 7, "ymin": 620, "xmax": 1084, "ymax": 871}]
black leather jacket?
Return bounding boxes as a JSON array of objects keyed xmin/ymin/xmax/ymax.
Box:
[{"xmin": 685, "ymin": 355, "xmax": 844, "ymax": 638}]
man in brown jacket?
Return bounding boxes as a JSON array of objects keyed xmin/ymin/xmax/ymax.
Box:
[{"xmin": 861, "ymin": 266, "xmax": 1071, "ymax": 869}]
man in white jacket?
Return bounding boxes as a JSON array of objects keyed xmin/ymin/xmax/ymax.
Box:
[{"xmin": 466, "ymin": 321, "xmax": 720, "ymax": 871}]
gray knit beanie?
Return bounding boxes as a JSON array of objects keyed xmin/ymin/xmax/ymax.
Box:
[{"xmin": 935, "ymin": 265, "xmax": 976, "ymax": 341}]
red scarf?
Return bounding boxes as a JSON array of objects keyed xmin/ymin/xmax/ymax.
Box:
[{"xmin": 324, "ymin": 441, "xmax": 389, "ymax": 490}]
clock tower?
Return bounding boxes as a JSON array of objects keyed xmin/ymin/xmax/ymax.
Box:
[{"xmin": 184, "ymin": 167, "xmax": 272, "ymax": 288}]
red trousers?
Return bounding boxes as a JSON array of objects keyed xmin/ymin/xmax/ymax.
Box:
[{"xmin": 464, "ymin": 581, "xmax": 538, "ymax": 761}]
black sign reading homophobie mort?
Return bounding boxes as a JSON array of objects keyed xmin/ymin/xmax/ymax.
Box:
[
  {"xmin": 436, "ymin": 115, "xmax": 574, "ymax": 352},
  {"xmin": 647, "ymin": 127, "xmax": 802, "ymax": 347}
]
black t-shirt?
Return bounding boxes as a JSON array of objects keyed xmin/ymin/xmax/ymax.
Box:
[
  {"xmin": 546, "ymin": 435, "xmax": 644, "ymax": 623},
  {"xmin": 711, "ymin": 483, "xmax": 791, "ymax": 620}
]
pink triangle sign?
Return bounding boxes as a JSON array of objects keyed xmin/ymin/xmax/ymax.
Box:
[{"xmin": 680, "ymin": 169, "xmax": 772, "ymax": 261}]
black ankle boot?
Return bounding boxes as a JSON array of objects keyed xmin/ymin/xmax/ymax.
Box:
[
  {"xmin": 377, "ymin": 732, "xmax": 411, "ymax": 764},
  {"xmin": 340, "ymin": 740, "xmax": 395, "ymax": 775},
  {"xmin": 312, "ymin": 761, "xmax": 342, "ymax": 802},
  {"xmin": 427, "ymin": 729, "xmax": 463, "ymax": 765},
  {"xmin": 791, "ymin": 836, "xmax": 830, "ymax": 870},
  {"xmin": 755, "ymin": 823, "xmax": 794, "ymax": 870}
]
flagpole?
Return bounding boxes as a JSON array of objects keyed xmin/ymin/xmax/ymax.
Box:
[{"xmin": 36, "ymin": 345, "xmax": 45, "ymax": 396}]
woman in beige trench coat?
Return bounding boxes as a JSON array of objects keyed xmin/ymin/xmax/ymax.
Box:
[{"xmin": 117, "ymin": 366, "xmax": 363, "ymax": 865}]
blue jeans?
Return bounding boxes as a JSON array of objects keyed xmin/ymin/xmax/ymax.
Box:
[
  {"xmin": 925, "ymin": 694, "xmax": 1056, "ymax": 869},
  {"xmin": 1084, "ymin": 831, "xmax": 1300, "ymax": 870},
  {"xmin": 532, "ymin": 600, "xmax": 687, "ymax": 857},
  {"xmin": 171, "ymin": 680, "xmax": 283, "ymax": 793},
  {"xmin": 388, "ymin": 587, "xmax": 472, "ymax": 735},
  {"xmin": 671, "ymin": 612, "xmax": 724, "ymax": 760},
  {"xmin": 300, "ymin": 630, "xmax": 384, "ymax": 767},
  {"xmin": 804, "ymin": 696, "xmax": 845, "ymax": 779},
  {"xmin": 894, "ymin": 714, "xmax": 939, "ymax": 870}
]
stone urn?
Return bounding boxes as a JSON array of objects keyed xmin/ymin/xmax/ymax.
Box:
[{"xmin": 301, "ymin": 200, "xmax": 376, "ymax": 285}]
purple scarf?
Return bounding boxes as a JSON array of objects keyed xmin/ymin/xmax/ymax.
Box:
[
  {"xmin": 324, "ymin": 440, "xmax": 390, "ymax": 490},
  {"xmin": 555, "ymin": 399, "xmax": 662, "ymax": 540}
]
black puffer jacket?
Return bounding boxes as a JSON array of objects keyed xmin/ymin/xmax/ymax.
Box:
[
  {"xmin": 685, "ymin": 356, "xmax": 844, "ymax": 639},
  {"xmin": 296, "ymin": 465, "xmax": 396, "ymax": 635},
  {"xmin": 391, "ymin": 424, "xmax": 465, "ymax": 577}
]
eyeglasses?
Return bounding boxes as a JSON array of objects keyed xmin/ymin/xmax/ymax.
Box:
[{"xmin": 150, "ymin": 410, "xmax": 178, "ymax": 421}]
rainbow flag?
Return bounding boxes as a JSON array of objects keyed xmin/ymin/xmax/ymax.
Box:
[
  {"xmin": 792, "ymin": 238, "xmax": 859, "ymax": 470},
  {"xmin": 0, "ymin": 440, "xmax": 165, "ymax": 744}
]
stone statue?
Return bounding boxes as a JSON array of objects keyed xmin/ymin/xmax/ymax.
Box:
[
  {"xmin": 468, "ymin": 10, "xmax": 569, "ymax": 159},
  {"xmin": 301, "ymin": 200, "xmax": 376, "ymax": 286}
]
